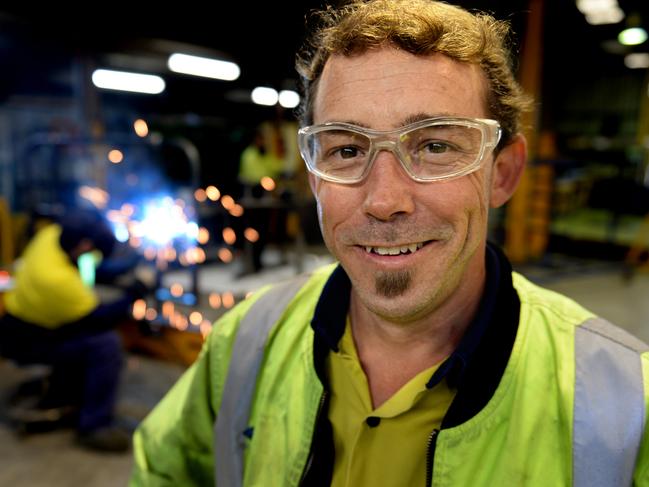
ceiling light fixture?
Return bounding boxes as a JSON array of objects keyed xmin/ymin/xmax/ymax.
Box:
[
  {"xmin": 278, "ymin": 90, "xmax": 300, "ymax": 108},
  {"xmin": 577, "ymin": 0, "xmax": 625, "ymax": 25},
  {"xmin": 91, "ymin": 69, "xmax": 165, "ymax": 94},
  {"xmin": 585, "ymin": 8, "xmax": 625, "ymax": 25},
  {"xmin": 618, "ymin": 27, "xmax": 648, "ymax": 46},
  {"xmin": 168, "ymin": 53, "xmax": 240, "ymax": 81},
  {"xmin": 624, "ymin": 52, "xmax": 649, "ymax": 68},
  {"xmin": 251, "ymin": 87, "xmax": 279, "ymax": 106}
]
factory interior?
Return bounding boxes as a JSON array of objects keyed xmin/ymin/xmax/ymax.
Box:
[{"xmin": 1, "ymin": 0, "xmax": 649, "ymax": 484}]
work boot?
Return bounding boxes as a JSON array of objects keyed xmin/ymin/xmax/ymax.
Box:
[{"xmin": 76, "ymin": 426, "xmax": 131, "ymax": 452}]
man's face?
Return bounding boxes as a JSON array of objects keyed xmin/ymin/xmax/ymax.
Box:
[{"xmin": 309, "ymin": 47, "xmax": 501, "ymax": 324}]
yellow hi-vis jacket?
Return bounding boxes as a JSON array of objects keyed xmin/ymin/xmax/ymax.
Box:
[
  {"xmin": 131, "ymin": 263, "xmax": 649, "ymax": 486},
  {"xmin": 4, "ymin": 224, "xmax": 97, "ymax": 327}
]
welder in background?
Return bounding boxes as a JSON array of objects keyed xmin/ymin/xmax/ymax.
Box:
[{"xmin": 0, "ymin": 208, "xmax": 147, "ymax": 452}]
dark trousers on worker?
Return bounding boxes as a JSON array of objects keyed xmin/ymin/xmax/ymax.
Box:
[{"xmin": 0, "ymin": 313, "xmax": 123, "ymax": 433}]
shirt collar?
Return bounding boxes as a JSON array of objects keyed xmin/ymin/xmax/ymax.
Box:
[{"xmin": 310, "ymin": 242, "xmax": 510, "ymax": 391}]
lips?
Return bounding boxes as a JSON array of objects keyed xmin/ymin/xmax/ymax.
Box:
[{"xmin": 363, "ymin": 241, "xmax": 427, "ymax": 255}]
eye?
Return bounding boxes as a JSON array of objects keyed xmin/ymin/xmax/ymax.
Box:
[
  {"xmin": 421, "ymin": 141, "xmax": 452, "ymax": 154},
  {"xmin": 337, "ymin": 146, "xmax": 360, "ymax": 159}
]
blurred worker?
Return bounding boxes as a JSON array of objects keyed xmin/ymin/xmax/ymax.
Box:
[
  {"xmin": 0, "ymin": 208, "xmax": 146, "ymax": 452},
  {"xmin": 238, "ymin": 128, "xmax": 284, "ymax": 191},
  {"xmin": 238, "ymin": 127, "xmax": 285, "ymax": 274}
]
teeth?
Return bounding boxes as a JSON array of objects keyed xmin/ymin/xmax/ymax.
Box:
[{"xmin": 364, "ymin": 242, "xmax": 426, "ymax": 255}]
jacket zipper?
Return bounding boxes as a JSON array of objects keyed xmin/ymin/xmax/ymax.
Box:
[
  {"xmin": 425, "ymin": 429, "xmax": 440, "ymax": 487},
  {"xmin": 298, "ymin": 390, "xmax": 328, "ymax": 486}
]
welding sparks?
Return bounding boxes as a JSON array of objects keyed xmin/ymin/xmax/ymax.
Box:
[
  {"xmin": 134, "ymin": 119, "xmax": 149, "ymax": 137},
  {"xmin": 222, "ymin": 291, "xmax": 235, "ymax": 309},
  {"xmin": 260, "ymin": 176, "xmax": 276, "ymax": 191},
  {"xmin": 123, "ymin": 196, "xmax": 199, "ymax": 251},
  {"xmin": 220, "ymin": 195, "xmax": 235, "ymax": 210},
  {"xmin": 222, "ymin": 227, "xmax": 236, "ymax": 245},
  {"xmin": 218, "ymin": 248, "xmax": 233, "ymax": 263},
  {"xmin": 108, "ymin": 149, "xmax": 124, "ymax": 164},
  {"xmin": 189, "ymin": 311, "xmax": 203, "ymax": 326},
  {"xmin": 78, "ymin": 186, "xmax": 109, "ymax": 209},
  {"xmin": 200, "ymin": 321, "xmax": 213, "ymax": 338},
  {"xmin": 198, "ymin": 227, "xmax": 210, "ymax": 244},
  {"xmin": 206, "ymin": 185, "xmax": 221, "ymax": 201},
  {"xmin": 132, "ymin": 299, "xmax": 147, "ymax": 320},
  {"xmin": 209, "ymin": 293, "xmax": 222, "ymax": 309},
  {"xmin": 170, "ymin": 283, "xmax": 184, "ymax": 297},
  {"xmin": 244, "ymin": 227, "xmax": 259, "ymax": 243},
  {"xmin": 229, "ymin": 204, "xmax": 244, "ymax": 217}
]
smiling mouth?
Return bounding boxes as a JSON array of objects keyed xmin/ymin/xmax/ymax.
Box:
[{"xmin": 363, "ymin": 241, "xmax": 430, "ymax": 256}]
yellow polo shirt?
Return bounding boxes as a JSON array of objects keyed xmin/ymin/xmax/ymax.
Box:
[{"xmin": 327, "ymin": 320, "xmax": 456, "ymax": 487}]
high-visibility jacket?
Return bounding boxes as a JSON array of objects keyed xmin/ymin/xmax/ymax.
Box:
[
  {"xmin": 4, "ymin": 224, "xmax": 98, "ymax": 327},
  {"xmin": 131, "ymin": 263, "xmax": 649, "ymax": 486}
]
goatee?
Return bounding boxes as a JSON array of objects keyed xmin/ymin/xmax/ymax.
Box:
[{"xmin": 375, "ymin": 269, "xmax": 412, "ymax": 297}]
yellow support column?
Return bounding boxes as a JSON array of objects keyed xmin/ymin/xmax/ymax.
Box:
[{"xmin": 505, "ymin": 0, "xmax": 544, "ymax": 264}]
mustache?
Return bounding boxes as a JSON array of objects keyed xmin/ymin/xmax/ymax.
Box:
[{"xmin": 340, "ymin": 219, "xmax": 453, "ymax": 245}]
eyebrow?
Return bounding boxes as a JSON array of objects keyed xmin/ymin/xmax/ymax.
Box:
[
  {"xmin": 400, "ymin": 112, "xmax": 456, "ymax": 126},
  {"xmin": 322, "ymin": 112, "xmax": 459, "ymax": 129}
]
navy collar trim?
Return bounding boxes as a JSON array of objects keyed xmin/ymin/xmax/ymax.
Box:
[
  {"xmin": 425, "ymin": 243, "xmax": 500, "ymax": 390},
  {"xmin": 310, "ymin": 264, "xmax": 351, "ymax": 354}
]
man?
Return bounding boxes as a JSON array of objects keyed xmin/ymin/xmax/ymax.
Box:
[
  {"xmin": 237, "ymin": 127, "xmax": 285, "ymax": 274},
  {"xmin": 0, "ymin": 209, "xmax": 144, "ymax": 452},
  {"xmin": 131, "ymin": 1, "xmax": 649, "ymax": 485},
  {"xmin": 238, "ymin": 127, "xmax": 284, "ymax": 190}
]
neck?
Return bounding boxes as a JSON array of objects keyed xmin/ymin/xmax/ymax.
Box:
[{"xmin": 349, "ymin": 261, "xmax": 486, "ymax": 407}]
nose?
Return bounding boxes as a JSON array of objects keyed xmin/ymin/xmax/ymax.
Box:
[{"xmin": 361, "ymin": 150, "xmax": 416, "ymax": 221}]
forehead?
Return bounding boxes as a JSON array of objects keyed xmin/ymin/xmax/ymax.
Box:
[{"xmin": 313, "ymin": 47, "xmax": 489, "ymax": 128}]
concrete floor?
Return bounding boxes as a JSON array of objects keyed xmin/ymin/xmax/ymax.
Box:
[
  {"xmin": 515, "ymin": 255, "xmax": 649, "ymax": 343},
  {"xmin": 1, "ymin": 247, "xmax": 649, "ymax": 486},
  {"xmin": 0, "ymin": 355, "xmax": 185, "ymax": 487}
]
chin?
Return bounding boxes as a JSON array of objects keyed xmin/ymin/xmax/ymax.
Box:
[{"xmin": 361, "ymin": 284, "xmax": 434, "ymax": 323}]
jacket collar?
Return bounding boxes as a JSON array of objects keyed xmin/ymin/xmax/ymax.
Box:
[{"xmin": 310, "ymin": 242, "xmax": 520, "ymax": 427}]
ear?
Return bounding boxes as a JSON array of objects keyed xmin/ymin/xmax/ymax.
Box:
[{"xmin": 490, "ymin": 134, "xmax": 527, "ymax": 208}]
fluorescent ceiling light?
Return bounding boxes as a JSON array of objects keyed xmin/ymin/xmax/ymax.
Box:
[
  {"xmin": 168, "ymin": 53, "xmax": 240, "ymax": 81},
  {"xmin": 585, "ymin": 7, "xmax": 624, "ymax": 25},
  {"xmin": 251, "ymin": 87, "xmax": 279, "ymax": 106},
  {"xmin": 618, "ymin": 27, "xmax": 648, "ymax": 46},
  {"xmin": 279, "ymin": 90, "xmax": 300, "ymax": 108},
  {"xmin": 577, "ymin": 0, "xmax": 624, "ymax": 25},
  {"xmin": 577, "ymin": 0, "xmax": 617, "ymax": 15},
  {"xmin": 91, "ymin": 69, "xmax": 165, "ymax": 94},
  {"xmin": 577, "ymin": 0, "xmax": 617, "ymax": 14},
  {"xmin": 625, "ymin": 53, "xmax": 649, "ymax": 68}
]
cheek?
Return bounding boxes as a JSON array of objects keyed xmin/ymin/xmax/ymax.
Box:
[
  {"xmin": 313, "ymin": 184, "xmax": 355, "ymax": 241},
  {"xmin": 435, "ymin": 174, "xmax": 489, "ymax": 220},
  {"xmin": 315, "ymin": 183, "xmax": 359, "ymax": 216},
  {"xmin": 466, "ymin": 171, "xmax": 491, "ymax": 218}
]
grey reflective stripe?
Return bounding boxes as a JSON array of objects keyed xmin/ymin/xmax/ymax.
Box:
[
  {"xmin": 573, "ymin": 317, "xmax": 648, "ymax": 487},
  {"xmin": 214, "ymin": 274, "xmax": 311, "ymax": 487}
]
